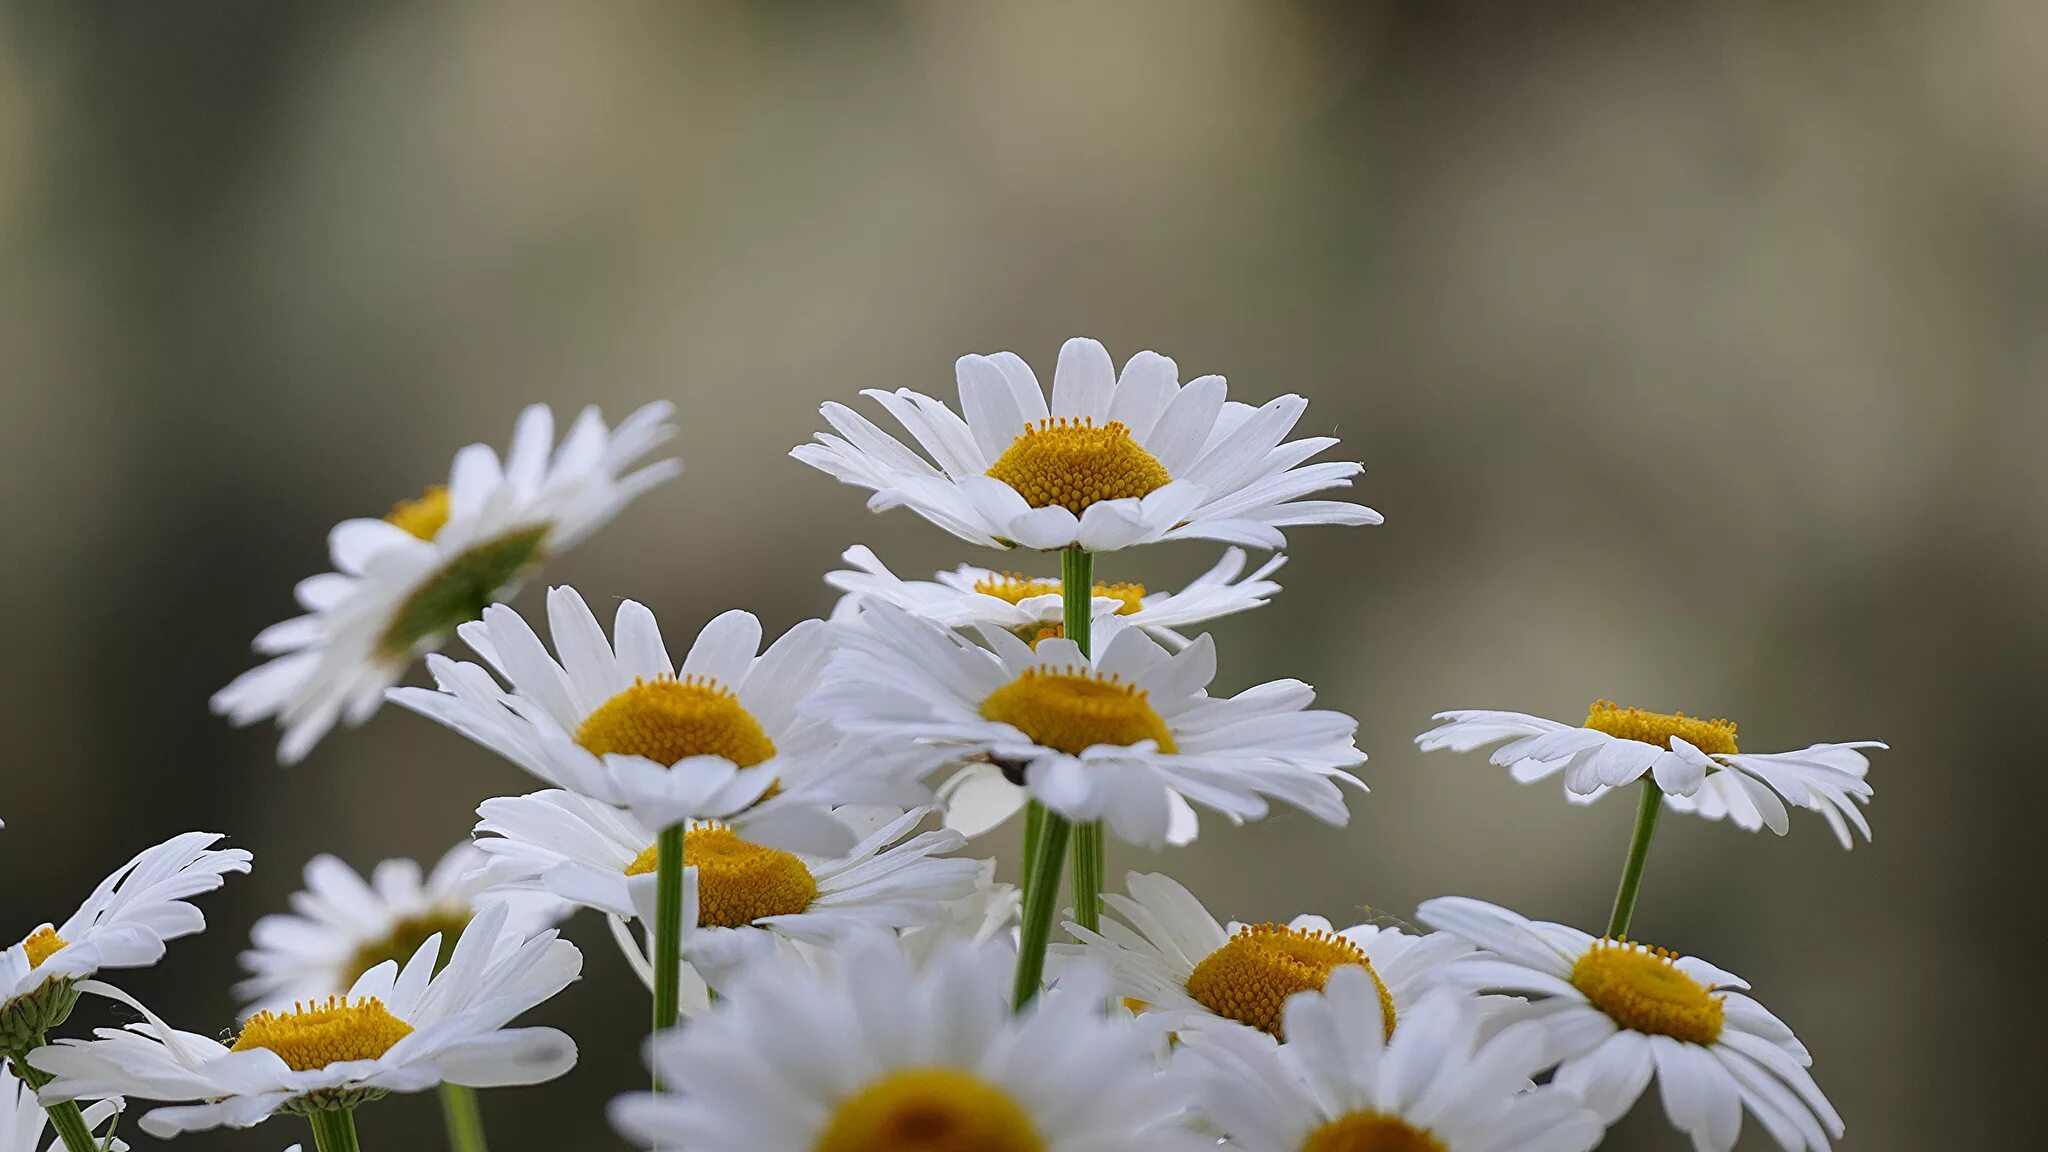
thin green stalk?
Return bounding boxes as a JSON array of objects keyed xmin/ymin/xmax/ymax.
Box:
[
  {"xmin": 306, "ymin": 1108, "xmax": 363, "ymax": 1152},
  {"xmin": 651, "ymin": 824, "xmax": 687, "ymax": 1052},
  {"xmin": 1011, "ymin": 812, "xmax": 1072, "ymax": 1010},
  {"xmin": 1606, "ymin": 779, "xmax": 1666, "ymax": 939},
  {"xmin": 1059, "ymin": 546, "xmax": 1107, "ymax": 936},
  {"xmin": 12, "ymin": 1045, "xmax": 104, "ymax": 1152},
  {"xmin": 438, "ymin": 1083, "xmax": 487, "ymax": 1152},
  {"xmin": 1020, "ymin": 796, "xmax": 1047, "ymax": 903}
]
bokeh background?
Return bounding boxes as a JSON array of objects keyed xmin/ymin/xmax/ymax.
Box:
[{"xmin": 4, "ymin": 1, "xmax": 2043, "ymax": 1147}]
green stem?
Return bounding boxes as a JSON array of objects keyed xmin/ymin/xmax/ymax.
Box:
[
  {"xmin": 1011, "ymin": 812, "xmax": 1072, "ymax": 1010},
  {"xmin": 1020, "ymin": 796, "xmax": 1047, "ymax": 903},
  {"xmin": 12, "ymin": 1045, "xmax": 105, "ymax": 1152},
  {"xmin": 651, "ymin": 823, "xmax": 687, "ymax": 1062},
  {"xmin": 306, "ymin": 1108, "xmax": 363, "ymax": 1152},
  {"xmin": 438, "ymin": 1083, "xmax": 488, "ymax": 1152},
  {"xmin": 1058, "ymin": 546, "xmax": 1107, "ymax": 938},
  {"xmin": 1070, "ymin": 821, "xmax": 1104, "ymax": 934},
  {"xmin": 1605, "ymin": 779, "xmax": 1666, "ymax": 939}
]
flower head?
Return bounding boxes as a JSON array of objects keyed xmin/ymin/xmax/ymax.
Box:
[
  {"xmin": 1418, "ymin": 897, "xmax": 1842, "ymax": 1152},
  {"xmin": 793, "ymin": 338, "xmax": 1378, "ymax": 551},
  {"xmin": 1416, "ymin": 703, "xmax": 1884, "ymax": 847},
  {"xmin": 31, "ymin": 904, "xmax": 579, "ymax": 1138},
  {"xmin": 808, "ymin": 603, "xmax": 1366, "ymax": 849},
  {"xmin": 214, "ymin": 402, "xmax": 680, "ymax": 763}
]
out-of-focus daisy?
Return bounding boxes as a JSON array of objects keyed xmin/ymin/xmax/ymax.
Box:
[
  {"xmin": 0, "ymin": 1066, "xmax": 123, "ymax": 1152},
  {"xmin": 808, "ymin": 603, "xmax": 1366, "ymax": 849},
  {"xmin": 1, "ymin": 833, "xmax": 250, "ymax": 1052},
  {"xmin": 214, "ymin": 402, "xmax": 681, "ymax": 764},
  {"xmin": 30, "ymin": 904, "xmax": 579, "ymax": 1138},
  {"xmin": 792, "ymin": 337, "xmax": 1379, "ymax": 551},
  {"xmin": 1415, "ymin": 702, "xmax": 1884, "ymax": 847},
  {"xmin": 1060, "ymin": 872, "xmax": 1481, "ymax": 1040},
  {"xmin": 236, "ymin": 843, "xmax": 563, "ymax": 1012},
  {"xmin": 472, "ymin": 790, "xmax": 982, "ymax": 954},
  {"xmin": 609, "ymin": 935, "xmax": 1204, "ymax": 1152},
  {"xmin": 1419, "ymin": 897, "xmax": 1842, "ymax": 1152},
  {"xmin": 1173, "ymin": 973, "xmax": 1604, "ymax": 1152},
  {"xmin": 828, "ymin": 544, "xmax": 1285, "ymax": 649},
  {"xmin": 389, "ymin": 587, "xmax": 932, "ymax": 851}
]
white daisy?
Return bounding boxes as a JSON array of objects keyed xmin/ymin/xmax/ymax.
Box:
[
  {"xmin": 30, "ymin": 903, "xmax": 579, "ymax": 1138},
  {"xmin": 1, "ymin": 833, "xmax": 251, "ymax": 1053},
  {"xmin": 1415, "ymin": 702, "xmax": 1884, "ymax": 847},
  {"xmin": 1172, "ymin": 972, "xmax": 1604, "ymax": 1152},
  {"xmin": 828, "ymin": 544, "xmax": 1285, "ymax": 649},
  {"xmin": 388, "ymin": 586, "xmax": 936, "ymax": 851},
  {"xmin": 236, "ymin": 842, "xmax": 564, "ymax": 1012},
  {"xmin": 807, "ymin": 602, "xmax": 1366, "ymax": 849},
  {"xmin": 471, "ymin": 790, "xmax": 983, "ymax": 957},
  {"xmin": 1059, "ymin": 872, "xmax": 1482, "ymax": 1041},
  {"xmin": 792, "ymin": 336, "xmax": 1380, "ymax": 551},
  {"xmin": 0, "ymin": 1067, "xmax": 123, "ymax": 1152},
  {"xmin": 932, "ymin": 759, "xmax": 1205, "ymax": 846},
  {"xmin": 214, "ymin": 401, "xmax": 681, "ymax": 764},
  {"xmin": 1417, "ymin": 896, "xmax": 1843, "ymax": 1152},
  {"xmin": 609, "ymin": 934, "xmax": 1205, "ymax": 1152}
]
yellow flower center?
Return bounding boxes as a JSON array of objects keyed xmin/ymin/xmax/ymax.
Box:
[
  {"xmin": 375, "ymin": 525, "xmax": 552, "ymax": 659},
  {"xmin": 1185, "ymin": 924, "xmax": 1393, "ymax": 1039},
  {"xmin": 1584, "ymin": 699, "xmax": 1738, "ymax": 756},
  {"xmin": 1569, "ymin": 940, "xmax": 1725, "ymax": 1044},
  {"xmin": 979, "ymin": 668, "xmax": 1176, "ymax": 756},
  {"xmin": 575, "ymin": 676, "xmax": 777, "ymax": 768},
  {"xmin": 624, "ymin": 825, "xmax": 818, "ymax": 928},
  {"xmin": 970, "ymin": 574, "xmax": 1148, "ymax": 616},
  {"xmin": 21, "ymin": 928, "xmax": 67, "ymax": 969},
  {"xmin": 815, "ymin": 1066, "xmax": 1045, "ymax": 1152},
  {"xmin": 343, "ymin": 909, "xmax": 473, "ymax": 985},
  {"xmin": 983, "ymin": 418, "xmax": 1171, "ymax": 515},
  {"xmin": 1300, "ymin": 1112, "xmax": 1447, "ymax": 1152},
  {"xmin": 384, "ymin": 485, "xmax": 451, "ymax": 541},
  {"xmin": 232, "ymin": 996, "xmax": 415, "ymax": 1072}
]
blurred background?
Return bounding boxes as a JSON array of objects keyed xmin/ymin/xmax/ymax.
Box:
[{"xmin": 3, "ymin": 0, "xmax": 2042, "ymax": 1147}]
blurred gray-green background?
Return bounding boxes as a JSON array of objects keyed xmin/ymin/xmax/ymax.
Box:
[{"xmin": 3, "ymin": 1, "xmax": 2041, "ymax": 1148}]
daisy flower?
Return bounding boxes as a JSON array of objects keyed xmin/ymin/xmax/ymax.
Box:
[
  {"xmin": 1059, "ymin": 872, "xmax": 1482, "ymax": 1040},
  {"xmin": 1418, "ymin": 896, "xmax": 1843, "ymax": 1152},
  {"xmin": 609, "ymin": 934, "xmax": 1205, "ymax": 1152},
  {"xmin": 807, "ymin": 603, "xmax": 1367, "ymax": 849},
  {"xmin": 236, "ymin": 842, "xmax": 563, "ymax": 1012},
  {"xmin": 214, "ymin": 401, "xmax": 681, "ymax": 764},
  {"xmin": 388, "ymin": 586, "xmax": 935, "ymax": 851},
  {"xmin": 0, "ymin": 1067, "xmax": 123, "ymax": 1152},
  {"xmin": 1173, "ymin": 972, "xmax": 1604, "ymax": 1152},
  {"xmin": 29, "ymin": 903, "xmax": 579, "ymax": 1138},
  {"xmin": 1415, "ymin": 701, "xmax": 1884, "ymax": 847},
  {"xmin": 2, "ymin": 833, "xmax": 250, "ymax": 1053},
  {"xmin": 828, "ymin": 544, "xmax": 1285, "ymax": 649},
  {"xmin": 470, "ymin": 790, "xmax": 983, "ymax": 957},
  {"xmin": 792, "ymin": 336, "xmax": 1380, "ymax": 551}
]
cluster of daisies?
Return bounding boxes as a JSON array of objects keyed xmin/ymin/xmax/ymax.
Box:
[{"xmin": 0, "ymin": 339, "xmax": 1885, "ymax": 1152}]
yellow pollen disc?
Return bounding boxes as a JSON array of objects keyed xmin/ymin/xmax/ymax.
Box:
[
  {"xmin": 21, "ymin": 928, "xmax": 67, "ymax": 969},
  {"xmin": 1585, "ymin": 699, "xmax": 1738, "ymax": 756},
  {"xmin": 231, "ymin": 996, "xmax": 415, "ymax": 1072},
  {"xmin": 384, "ymin": 485, "xmax": 451, "ymax": 541},
  {"xmin": 815, "ymin": 1066, "xmax": 1045, "ymax": 1152},
  {"xmin": 979, "ymin": 668, "xmax": 1176, "ymax": 756},
  {"xmin": 575, "ymin": 675, "xmax": 777, "ymax": 768},
  {"xmin": 971, "ymin": 574, "xmax": 1148, "ymax": 616},
  {"xmin": 1299, "ymin": 1111, "xmax": 1448, "ymax": 1152},
  {"xmin": 1570, "ymin": 940, "xmax": 1725, "ymax": 1044},
  {"xmin": 343, "ymin": 909, "xmax": 473, "ymax": 985},
  {"xmin": 1185, "ymin": 924, "xmax": 1394, "ymax": 1040},
  {"xmin": 624, "ymin": 825, "xmax": 818, "ymax": 928},
  {"xmin": 983, "ymin": 418, "xmax": 1171, "ymax": 515}
]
